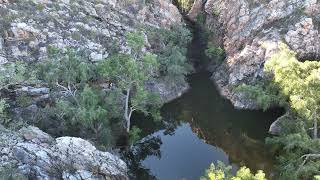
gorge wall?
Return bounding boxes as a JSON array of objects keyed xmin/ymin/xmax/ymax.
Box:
[
  {"xmin": 188, "ymin": 0, "xmax": 320, "ymax": 109},
  {"xmin": 0, "ymin": 0, "xmax": 184, "ymax": 109}
]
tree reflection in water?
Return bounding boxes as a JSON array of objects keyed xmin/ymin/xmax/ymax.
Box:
[{"xmin": 125, "ymin": 72, "xmax": 283, "ymax": 179}]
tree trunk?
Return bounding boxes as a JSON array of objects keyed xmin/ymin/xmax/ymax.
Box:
[{"xmin": 125, "ymin": 88, "xmax": 131, "ymax": 133}]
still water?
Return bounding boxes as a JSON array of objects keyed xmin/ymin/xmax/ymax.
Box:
[{"xmin": 127, "ymin": 72, "xmax": 283, "ymax": 180}]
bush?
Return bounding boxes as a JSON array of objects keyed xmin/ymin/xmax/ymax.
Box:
[
  {"xmin": 146, "ymin": 25, "xmax": 193, "ymax": 87},
  {"xmin": 37, "ymin": 47, "xmax": 95, "ymax": 88},
  {"xmin": 234, "ymin": 82, "xmax": 284, "ymax": 111},
  {"xmin": 200, "ymin": 161, "xmax": 266, "ymax": 180},
  {"xmin": 125, "ymin": 31, "xmax": 145, "ymax": 53},
  {"xmin": 0, "ymin": 61, "xmax": 35, "ymax": 124},
  {"xmin": 205, "ymin": 42, "xmax": 225, "ymax": 64}
]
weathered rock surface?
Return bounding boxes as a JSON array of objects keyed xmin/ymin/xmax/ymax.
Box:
[
  {"xmin": 0, "ymin": 125, "xmax": 128, "ymax": 179},
  {"xmin": 202, "ymin": 0, "xmax": 320, "ymax": 109},
  {"xmin": 1, "ymin": 0, "xmax": 181, "ymax": 62},
  {"xmin": 0, "ymin": 0, "xmax": 184, "ymax": 107}
]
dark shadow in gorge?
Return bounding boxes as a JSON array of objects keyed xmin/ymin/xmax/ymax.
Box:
[{"xmin": 125, "ymin": 19, "xmax": 284, "ymax": 180}]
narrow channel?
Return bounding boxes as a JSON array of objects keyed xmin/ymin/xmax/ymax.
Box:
[{"xmin": 125, "ymin": 22, "xmax": 283, "ymax": 180}]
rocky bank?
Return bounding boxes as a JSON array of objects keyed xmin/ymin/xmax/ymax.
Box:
[
  {"xmin": 0, "ymin": 125, "xmax": 127, "ymax": 179},
  {"xmin": 188, "ymin": 0, "xmax": 320, "ymax": 109}
]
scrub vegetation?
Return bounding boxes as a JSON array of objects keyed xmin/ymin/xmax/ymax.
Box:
[{"xmin": 236, "ymin": 43, "xmax": 320, "ymax": 179}]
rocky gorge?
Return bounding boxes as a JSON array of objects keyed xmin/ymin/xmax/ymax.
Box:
[
  {"xmin": 1, "ymin": 0, "xmax": 320, "ymax": 179},
  {"xmin": 0, "ymin": 0, "xmax": 186, "ymax": 179}
]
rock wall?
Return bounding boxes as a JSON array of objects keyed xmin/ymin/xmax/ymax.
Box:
[
  {"xmin": 0, "ymin": 0, "xmax": 184, "ymax": 105},
  {"xmin": 202, "ymin": 0, "xmax": 320, "ymax": 109},
  {"xmin": 1, "ymin": 0, "xmax": 181, "ymax": 63},
  {"xmin": 0, "ymin": 125, "xmax": 127, "ymax": 179}
]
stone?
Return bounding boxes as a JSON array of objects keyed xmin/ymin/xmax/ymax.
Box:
[
  {"xmin": 19, "ymin": 126, "xmax": 54, "ymax": 144},
  {"xmin": 1, "ymin": 125, "xmax": 128, "ymax": 179}
]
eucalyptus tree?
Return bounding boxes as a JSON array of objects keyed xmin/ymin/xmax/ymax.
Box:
[
  {"xmin": 98, "ymin": 52, "xmax": 160, "ymax": 132},
  {"xmin": 265, "ymin": 43, "xmax": 320, "ymax": 139}
]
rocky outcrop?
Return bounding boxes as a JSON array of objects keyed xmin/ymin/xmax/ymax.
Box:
[
  {"xmin": 0, "ymin": 125, "xmax": 128, "ymax": 179},
  {"xmin": 0, "ymin": 0, "xmax": 181, "ymax": 63},
  {"xmin": 0, "ymin": 0, "xmax": 184, "ymax": 108},
  {"xmin": 203, "ymin": 0, "xmax": 320, "ymax": 109}
]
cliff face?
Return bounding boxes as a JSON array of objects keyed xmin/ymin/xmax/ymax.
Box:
[
  {"xmin": 1, "ymin": 0, "xmax": 181, "ymax": 63},
  {"xmin": 0, "ymin": 0, "xmax": 184, "ymax": 103},
  {"xmin": 203, "ymin": 0, "xmax": 320, "ymax": 109}
]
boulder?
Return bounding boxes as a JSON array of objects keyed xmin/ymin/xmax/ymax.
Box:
[{"xmin": 0, "ymin": 126, "xmax": 128, "ymax": 180}]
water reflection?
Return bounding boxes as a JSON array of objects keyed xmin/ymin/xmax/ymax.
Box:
[{"xmin": 127, "ymin": 72, "xmax": 283, "ymax": 180}]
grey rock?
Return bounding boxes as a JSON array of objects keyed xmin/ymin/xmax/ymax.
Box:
[
  {"xmin": 202, "ymin": 0, "xmax": 320, "ymax": 109},
  {"xmin": 0, "ymin": 126, "xmax": 128, "ymax": 179}
]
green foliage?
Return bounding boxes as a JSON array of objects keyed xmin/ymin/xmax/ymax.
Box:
[
  {"xmin": 147, "ymin": 25, "xmax": 193, "ymax": 87},
  {"xmin": 0, "ymin": 61, "xmax": 34, "ymax": 124},
  {"xmin": 261, "ymin": 43, "xmax": 320, "ymax": 179},
  {"xmin": 235, "ymin": 82, "xmax": 284, "ymax": 111},
  {"xmin": 98, "ymin": 53, "xmax": 147, "ymax": 89},
  {"xmin": 54, "ymin": 85, "xmax": 115, "ymax": 145},
  {"xmin": 35, "ymin": 48, "xmax": 119, "ymax": 145},
  {"xmin": 37, "ymin": 47, "xmax": 94, "ymax": 88},
  {"xmin": 129, "ymin": 126, "xmax": 142, "ymax": 145},
  {"xmin": 176, "ymin": 0, "xmax": 194, "ymax": 13},
  {"xmin": 196, "ymin": 12, "xmax": 206, "ymax": 25},
  {"xmin": 205, "ymin": 42, "xmax": 225, "ymax": 63},
  {"xmin": 0, "ymin": 61, "xmax": 35, "ymax": 88},
  {"xmin": 0, "ymin": 167, "xmax": 27, "ymax": 180},
  {"xmin": 200, "ymin": 161, "xmax": 266, "ymax": 180},
  {"xmin": 33, "ymin": 24, "xmax": 191, "ymax": 143},
  {"xmin": 266, "ymin": 119, "xmax": 320, "ymax": 179},
  {"xmin": 98, "ymin": 51, "xmax": 162, "ymax": 125},
  {"xmin": 16, "ymin": 94, "xmax": 32, "ymax": 108},
  {"xmin": 0, "ymin": 99, "xmax": 9, "ymax": 123},
  {"xmin": 125, "ymin": 31, "xmax": 145, "ymax": 53},
  {"xmin": 264, "ymin": 43, "xmax": 320, "ymax": 125}
]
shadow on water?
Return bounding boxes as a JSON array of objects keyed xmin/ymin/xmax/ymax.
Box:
[
  {"xmin": 126, "ymin": 72, "xmax": 283, "ymax": 180},
  {"xmin": 124, "ymin": 21, "xmax": 283, "ymax": 180}
]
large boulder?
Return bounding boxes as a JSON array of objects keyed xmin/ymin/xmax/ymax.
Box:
[{"xmin": 0, "ymin": 125, "xmax": 128, "ymax": 180}]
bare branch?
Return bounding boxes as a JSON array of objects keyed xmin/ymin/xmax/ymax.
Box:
[{"xmin": 300, "ymin": 154, "xmax": 320, "ymax": 167}]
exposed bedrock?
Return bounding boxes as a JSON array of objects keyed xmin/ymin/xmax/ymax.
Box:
[{"xmin": 188, "ymin": 0, "xmax": 320, "ymax": 109}]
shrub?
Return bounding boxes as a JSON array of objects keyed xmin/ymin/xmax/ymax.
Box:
[
  {"xmin": 200, "ymin": 161, "xmax": 266, "ymax": 180},
  {"xmin": 125, "ymin": 31, "xmax": 145, "ymax": 53},
  {"xmin": 234, "ymin": 83, "xmax": 284, "ymax": 111},
  {"xmin": 205, "ymin": 42, "xmax": 225, "ymax": 64},
  {"xmin": 146, "ymin": 25, "xmax": 193, "ymax": 87}
]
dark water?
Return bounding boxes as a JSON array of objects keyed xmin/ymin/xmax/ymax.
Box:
[
  {"xmin": 127, "ymin": 72, "xmax": 283, "ymax": 180},
  {"xmin": 125, "ymin": 22, "xmax": 282, "ymax": 180}
]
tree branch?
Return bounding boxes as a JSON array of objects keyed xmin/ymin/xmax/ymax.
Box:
[{"xmin": 300, "ymin": 154, "xmax": 320, "ymax": 167}]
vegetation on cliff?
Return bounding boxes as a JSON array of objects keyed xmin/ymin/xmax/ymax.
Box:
[
  {"xmin": 237, "ymin": 43, "xmax": 320, "ymax": 179},
  {"xmin": 9, "ymin": 24, "xmax": 193, "ymax": 147}
]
